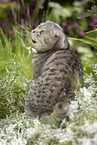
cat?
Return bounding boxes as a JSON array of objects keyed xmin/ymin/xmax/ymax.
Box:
[{"xmin": 25, "ymin": 21, "xmax": 83, "ymax": 126}]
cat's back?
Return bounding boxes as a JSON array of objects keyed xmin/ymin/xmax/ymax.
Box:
[{"xmin": 33, "ymin": 49, "xmax": 83, "ymax": 82}]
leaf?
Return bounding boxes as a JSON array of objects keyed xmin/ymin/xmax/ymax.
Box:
[
  {"xmin": 85, "ymin": 29, "xmax": 97, "ymax": 38},
  {"xmin": 48, "ymin": 2, "xmax": 74, "ymax": 23},
  {"xmin": 68, "ymin": 30, "xmax": 97, "ymax": 48},
  {"xmin": 77, "ymin": 12, "xmax": 92, "ymax": 19},
  {"xmin": 59, "ymin": 141, "xmax": 72, "ymax": 145},
  {"xmin": 0, "ymin": 2, "xmax": 14, "ymax": 9},
  {"xmin": 69, "ymin": 37, "xmax": 97, "ymax": 48},
  {"xmin": 49, "ymin": 2, "xmax": 62, "ymax": 9},
  {"xmin": 77, "ymin": 6, "xmax": 97, "ymax": 19}
]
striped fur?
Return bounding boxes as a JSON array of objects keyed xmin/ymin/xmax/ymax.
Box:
[
  {"xmin": 25, "ymin": 49, "xmax": 83, "ymax": 117},
  {"xmin": 25, "ymin": 21, "xmax": 83, "ymax": 124}
]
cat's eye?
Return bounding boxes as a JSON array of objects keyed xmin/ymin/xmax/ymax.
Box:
[
  {"xmin": 54, "ymin": 35, "xmax": 59, "ymax": 39},
  {"xmin": 40, "ymin": 30, "xmax": 44, "ymax": 35}
]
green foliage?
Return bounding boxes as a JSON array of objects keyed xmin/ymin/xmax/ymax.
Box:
[
  {"xmin": 78, "ymin": 5, "xmax": 97, "ymax": 19},
  {"xmin": 59, "ymin": 141, "xmax": 72, "ymax": 145},
  {"xmin": 0, "ymin": 2, "xmax": 14, "ymax": 20},
  {"xmin": 0, "ymin": 27, "xmax": 35, "ymax": 119},
  {"xmin": 85, "ymin": 30, "xmax": 97, "ymax": 47},
  {"xmin": 0, "ymin": 60, "xmax": 30, "ymax": 119},
  {"xmin": 69, "ymin": 29, "xmax": 97, "ymax": 48},
  {"xmin": 48, "ymin": 1, "xmax": 90, "ymax": 24},
  {"xmin": 0, "ymin": 70, "xmax": 97, "ymax": 144},
  {"xmin": 48, "ymin": 2, "xmax": 74, "ymax": 23}
]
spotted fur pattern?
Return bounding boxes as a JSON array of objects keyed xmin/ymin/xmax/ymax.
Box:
[{"xmin": 25, "ymin": 21, "xmax": 83, "ymax": 118}]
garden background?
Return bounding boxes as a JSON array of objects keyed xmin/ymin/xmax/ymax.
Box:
[{"xmin": 0, "ymin": 0, "xmax": 97, "ymax": 144}]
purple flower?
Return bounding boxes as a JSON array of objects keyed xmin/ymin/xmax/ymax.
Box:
[
  {"xmin": 66, "ymin": 26, "xmax": 71, "ymax": 33},
  {"xmin": 9, "ymin": 13, "xmax": 14, "ymax": 19},
  {"xmin": 80, "ymin": 31, "xmax": 85, "ymax": 37},
  {"xmin": 23, "ymin": 23, "xmax": 27, "ymax": 28},
  {"xmin": 93, "ymin": 18, "xmax": 97, "ymax": 24},
  {"xmin": 90, "ymin": 22, "xmax": 94, "ymax": 27},
  {"xmin": 82, "ymin": 11, "xmax": 86, "ymax": 13},
  {"xmin": 20, "ymin": 20, "xmax": 27, "ymax": 29},
  {"xmin": 68, "ymin": 20, "xmax": 75, "ymax": 25},
  {"xmin": 6, "ymin": 29, "xmax": 15, "ymax": 35},
  {"xmin": 0, "ymin": 22, "xmax": 3, "ymax": 27},
  {"xmin": 90, "ymin": 18, "xmax": 97, "ymax": 27},
  {"xmin": 0, "ymin": 21, "xmax": 9, "ymax": 28},
  {"xmin": 32, "ymin": 0, "xmax": 37, "ymax": 5}
]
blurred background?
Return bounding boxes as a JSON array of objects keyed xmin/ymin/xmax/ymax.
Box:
[
  {"xmin": 0, "ymin": 0, "xmax": 97, "ymax": 59},
  {"xmin": 0, "ymin": 0, "xmax": 97, "ymax": 37}
]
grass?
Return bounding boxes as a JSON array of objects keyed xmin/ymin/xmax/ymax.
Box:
[
  {"xmin": 0, "ymin": 27, "xmax": 34, "ymax": 119},
  {"xmin": 0, "ymin": 73, "xmax": 97, "ymax": 144},
  {"xmin": 0, "ymin": 26, "xmax": 97, "ymax": 144}
]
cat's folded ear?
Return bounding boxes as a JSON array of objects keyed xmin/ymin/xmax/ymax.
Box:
[
  {"xmin": 52, "ymin": 29, "xmax": 61, "ymax": 40},
  {"xmin": 58, "ymin": 32, "xmax": 72, "ymax": 50},
  {"xmin": 63, "ymin": 36, "xmax": 72, "ymax": 50},
  {"xmin": 52, "ymin": 28, "xmax": 72, "ymax": 50}
]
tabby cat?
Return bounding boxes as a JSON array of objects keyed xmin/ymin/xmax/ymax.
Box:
[{"xmin": 25, "ymin": 21, "xmax": 83, "ymax": 126}]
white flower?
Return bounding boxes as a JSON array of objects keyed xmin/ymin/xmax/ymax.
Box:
[
  {"xmin": 0, "ymin": 139, "xmax": 6, "ymax": 145},
  {"xmin": 26, "ymin": 47, "xmax": 37, "ymax": 54},
  {"xmin": 78, "ymin": 137, "xmax": 92, "ymax": 145},
  {"xmin": 11, "ymin": 136, "xmax": 27, "ymax": 145},
  {"xmin": 33, "ymin": 118, "xmax": 40, "ymax": 126},
  {"xmin": 80, "ymin": 87, "xmax": 92, "ymax": 97},
  {"xmin": 84, "ymin": 121, "xmax": 97, "ymax": 134},
  {"xmin": 32, "ymin": 48, "xmax": 37, "ymax": 53},
  {"xmin": 26, "ymin": 127, "xmax": 37, "ymax": 138},
  {"xmin": 93, "ymin": 134, "xmax": 97, "ymax": 142},
  {"xmin": 70, "ymin": 101, "xmax": 78, "ymax": 110},
  {"xmin": 26, "ymin": 47, "xmax": 31, "ymax": 50}
]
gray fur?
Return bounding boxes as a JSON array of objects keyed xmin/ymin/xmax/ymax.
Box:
[{"xmin": 25, "ymin": 21, "xmax": 83, "ymax": 122}]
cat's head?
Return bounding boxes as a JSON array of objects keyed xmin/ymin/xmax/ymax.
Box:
[{"xmin": 31, "ymin": 21, "xmax": 72, "ymax": 52}]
